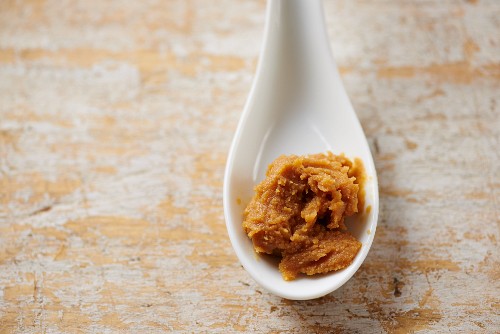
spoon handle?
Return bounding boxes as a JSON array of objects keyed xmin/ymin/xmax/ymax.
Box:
[
  {"xmin": 264, "ymin": 0, "xmax": 335, "ymax": 81},
  {"xmin": 252, "ymin": 0, "xmax": 342, "ymax": 110}
]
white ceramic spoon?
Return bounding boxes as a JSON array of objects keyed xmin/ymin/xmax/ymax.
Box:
[{"xmin": 223, "ymin": 0, "xmax": 379, "ymax": 300}]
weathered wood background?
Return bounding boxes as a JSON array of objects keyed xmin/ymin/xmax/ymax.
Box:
[{"xmin": 0, "ymin": 0, "xmax": 499, "ymax": 333}]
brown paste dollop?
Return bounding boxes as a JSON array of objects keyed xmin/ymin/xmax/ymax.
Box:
[{"xmin": 243, "ymin": 152, "xmax": 365, "ymax": 280}]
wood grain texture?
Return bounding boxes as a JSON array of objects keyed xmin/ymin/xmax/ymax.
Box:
[{"xmin": 0, "ymin": 0, "xmax": 499, "ymax": 333}]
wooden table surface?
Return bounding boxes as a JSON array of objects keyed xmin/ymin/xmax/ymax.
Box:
[{"xmin": 1, "ymin": 0, "xmax": 499, "ymax": 333}]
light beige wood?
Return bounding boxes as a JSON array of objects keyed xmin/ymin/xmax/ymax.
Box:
[{"xmin": 0, "ymin": 0, "xmax": 499, "ymax": 332}]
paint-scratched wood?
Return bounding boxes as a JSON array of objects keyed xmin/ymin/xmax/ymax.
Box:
[{"xmin": 0, "ymin": 0, "xmax": 499, "ymax": 333}]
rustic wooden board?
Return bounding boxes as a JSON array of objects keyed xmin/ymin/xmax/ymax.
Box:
[{"xmin": 0, "ymin": 0, "xmax": 499, "ymax": 333}]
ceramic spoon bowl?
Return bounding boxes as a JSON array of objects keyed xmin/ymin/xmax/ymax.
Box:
[{"xmin": 223, "ymin": 0, "xmax": 379, "ymax": 300}]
